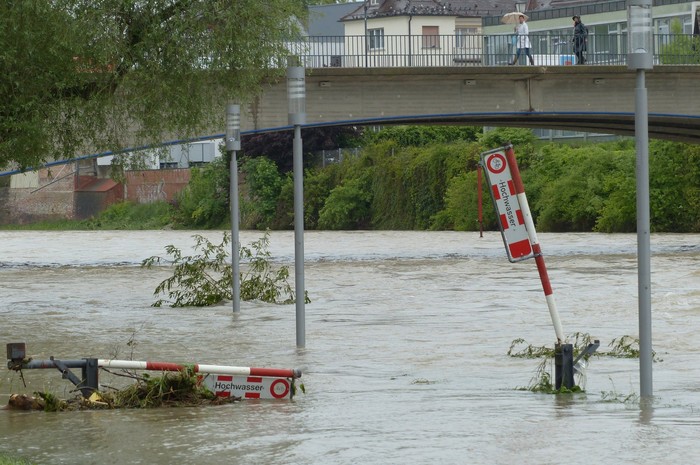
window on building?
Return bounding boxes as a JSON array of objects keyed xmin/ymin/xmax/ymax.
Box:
[
  {"xmin": 370, "ymin": 0, "xmax": 379, "ymax": 4},
  {"xmin": 455, "ymin": 27, "xmax": 478, "ymax": 48},
  {"xmin": 369, "ymin": 28, "xmax": 384, "ymax": 50},
  {"xmin": 422, "ymin": 26, "xmax": 439, "ymax": 49}
]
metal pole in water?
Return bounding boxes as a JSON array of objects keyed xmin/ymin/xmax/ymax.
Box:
[
  {"xmin": 226, "ymin": 104, "xmax": 242, "ymax": 313},
  {"xmin": 477, "ymin": 164, "xmax": 483, "ymax": 238},
  {"xmin": 635, "ymin": 69, "xmax": 653, "ymax": 398},
  {"xmin": 628, "ymin": 0, "xmax": 654, "ymax": 399},
  {"xmin": 287, "ymin": 62, "xmax": 306, "ymax": 348}
]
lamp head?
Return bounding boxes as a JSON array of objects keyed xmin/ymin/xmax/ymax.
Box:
[{"xmin": 627, "ymin": 0, "xmax": 654, "ymax": 70}]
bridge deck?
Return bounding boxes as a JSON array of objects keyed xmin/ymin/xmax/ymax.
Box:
[{"xmin": 241, "ymin": 65, "xmax": 700, "ymax": 143}]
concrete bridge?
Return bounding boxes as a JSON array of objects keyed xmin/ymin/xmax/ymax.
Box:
[{"xmin": 240, "ymin": 65, "xmax": 700, "ymax": 143}]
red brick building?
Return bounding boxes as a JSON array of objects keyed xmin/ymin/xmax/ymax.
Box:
[{"xmin": 0, "ymin": 160, "xmax": 191, "ymax": 225}]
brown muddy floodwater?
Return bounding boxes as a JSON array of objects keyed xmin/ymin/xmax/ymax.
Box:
[{"xmin": 1, "ymin": 230, "xmax": 699, "ymax": 464}]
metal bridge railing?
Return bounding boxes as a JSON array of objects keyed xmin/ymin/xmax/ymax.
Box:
[{"xmin": 286, "ymin": 33, "xmax": 700, "ymax": 69}]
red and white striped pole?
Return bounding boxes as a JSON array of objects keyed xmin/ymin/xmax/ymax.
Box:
[
  {"xmin": 98, "ymin": 359, "xmax": 301, "ymax": 379},
  {"xmin": 504, "ymin": 145, "xmax": 565, "ymax": 343}
]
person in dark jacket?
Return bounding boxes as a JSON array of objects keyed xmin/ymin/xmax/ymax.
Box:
[{"xmin": 572, "ymin": 15, "xmax": 587, "ymax": 65}]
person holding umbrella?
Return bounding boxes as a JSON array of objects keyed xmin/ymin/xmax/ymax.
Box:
[{"xmin": 510, "ymin": 14, "xmax": 534, "ymax": 66}]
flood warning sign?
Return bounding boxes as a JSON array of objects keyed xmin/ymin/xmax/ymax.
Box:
[{"xmin": 480, "ymin": 148, "xmax": 534, "ymax": 262}]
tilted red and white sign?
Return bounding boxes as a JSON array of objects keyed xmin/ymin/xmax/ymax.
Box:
[
  {"xmin": 201, "ymin": 374, "xmax": 293, "ymax": 400},
  {"xmin": 480, "ymin": 148, "xmax": 534, "ymax": 262}
]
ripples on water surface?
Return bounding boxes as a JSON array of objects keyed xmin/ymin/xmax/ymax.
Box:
[{"xmin": 1, "ymin": 230, "xmax": 699, "ymax": 464}]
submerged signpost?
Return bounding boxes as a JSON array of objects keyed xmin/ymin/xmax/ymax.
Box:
[
  {"xmin": 6, "ymin": 343, "xmax": 302, "ymax": 401},
  {"xmin": 480, "ymin": 144, "xmax": 598, "ymax": 389}
]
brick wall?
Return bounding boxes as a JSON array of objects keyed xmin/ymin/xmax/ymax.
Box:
[
  {"xmin": 0, "ymin": 168, "xmax": 192, "ymax": 225},
  {"xmin": 0, "ymin": 168, "xmax": 76, "ymax": 224},
  {"xmin": 124, "ymin": 169, "xmax": 191, "ymax": 204}
]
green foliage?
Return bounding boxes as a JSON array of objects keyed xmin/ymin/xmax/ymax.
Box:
[
  {"xmin": 35, "ymin": 391, "xmax": 67, "ymax": 412},
  {"xmin": 240, "ymin": 156, "xmax": 284, "ymax": 229},
  {"xmin": 600, "ymin": 389, "xmax": 640, "ymax": 404},
  {"xmin": 0, "ymin": 455, "xmax": 34, "ymax": 465},
  {"xmin": 507, "ymin": 338, "xmax": 554, "ymax": 358},
  {"xmin": 144, "ymin": 234, "xmax": 231, "ymax": 307},
  {"xmin": 509, "ymin": 333, "xmax": 662, "ymax": 394},
  {"xmin": 113, "ymin": 367, "xmax": 216, "ymax": 408},
  {"xmin": 318, "ymin": 176, "xmax": 373, "ymax": 229},
  {"xmin": 0, "ymin": 201, "xmax": 174, "ymax": 230},
  {"xmin": 607, "ymin": 336, "xmax": 662, "ymax": 362},
  {"xmin": 238, "ymin": 233, "xmax": 309, "ymax": 304},
  {"xmin": 1, "ymin": 0, "xmax": 308, "ymax": 170},
  {"xmin": 431, "ymin": 142, "xmax": 496, "ymax": 231},
  {"xmin": 363, "ymin": 125, "xmax": 481, "ymax": 147},
  {"xmin": 86, "ymin": 128, "xmax": 693, "ymax": 234},
  {"xmin": 523, "ymin": 143, "xmax": 634, "ymax": 231},
  {"xmin": 659, "ymin": 20, "xmax": 700, "ymax": 64},
  {"xmin": 367, "ymin": 140, "xmax": 475, "ymax": 229},
  {"xmin": 508, "ymin": 332, "xmax": 660, "ymax": 394},
  {"xmin": 85, "ymin": 201, "xmax": 174, "ymax": 229},
  {"xmin": 0, "ymin": 1, "xmax": 91, "ymax": 169},
  {"xmin": 479, "ymin": 128, "xmax": 537, "ymax": 156},
  {"xmin": 142, "ymin": 231, "xmax": 308, "ymax": 307},
  {"xmin": 303, "ymin": 166, "xmax": 341, "ymax": 229},
  {"xmin": 648, "ymin": 140, "xmax": 700, "ymax": 232},
  {"xmin": 174, "ymin": 157, "xmax": 230, "ymax": 229}
]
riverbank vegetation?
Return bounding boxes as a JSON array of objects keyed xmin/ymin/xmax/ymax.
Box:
[
  {"xmin": 213, "ymin": 126, "xmax": 699, "ymax": 233},
  {"xmin": 3, "ymin": 126, "xmax": 699, "ymax": 233}
]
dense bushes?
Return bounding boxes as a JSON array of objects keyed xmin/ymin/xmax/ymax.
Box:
[
  {"xmin": 122, "ymin": 125, "xmax": 700, "ymax": 233},
  {"xmin": 174, "ymin": 155, "xmax": 230, "ymax": 229},
  {"xmin": 300, "ymin": 128, "xmax": 699, "ymax": 233}
]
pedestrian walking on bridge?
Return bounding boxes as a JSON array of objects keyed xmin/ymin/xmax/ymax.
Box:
[
  {"xmin": 572, "ymin": 15, "xmax": 588, "ymax": 65},
  {"xmin": 510, "ymin": 14, "xmax": 534, "ymax": 66}
]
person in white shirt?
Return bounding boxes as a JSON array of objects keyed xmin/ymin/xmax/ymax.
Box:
[{"xmin": 510, "ymin": 14, "xmax": 534, "ymax": 65}]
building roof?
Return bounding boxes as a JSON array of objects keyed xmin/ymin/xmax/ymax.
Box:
[
  {"xmin": 308, "ymin": 3, "xmax": 363, "ymax": 36},
  {"xmin": 483, "ymin": 0, "xmax": 634, "ymax": 25},
  {"xmin": 341, "ymin": 0, "xmax": 527, "ymax": 21},
  {"xmin": 76, "ymin": 178, "xmax": 120, "ymax": 193}
]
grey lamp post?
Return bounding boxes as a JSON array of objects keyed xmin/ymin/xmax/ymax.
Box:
[
  {"xmin": 364, "ymin": 1, "xmax": 369, "ymax": 68},
  {"xmin": 226, "ymin": 103, "xmax": 241, "ymax": 313},
  {"xmin": 287, "ymin": 64, "xmax": 306, "ymax": 348},
  {"xmin": 627, "ymin": 0, "xmax": 653, "ymax": 400}
]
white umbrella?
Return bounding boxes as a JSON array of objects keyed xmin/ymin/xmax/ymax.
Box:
[{"xmin": 502, "ymin": 12, "xmax": 528, "ymax": 24}]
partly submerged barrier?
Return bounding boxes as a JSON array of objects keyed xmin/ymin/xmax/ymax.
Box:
[
  {"xmin": 6, "ymin": 343, "xmax": 301, "ymax": 400},
  {"xmin": 480, "ymin": 145, "xmax": 599, "ymax": 390}
]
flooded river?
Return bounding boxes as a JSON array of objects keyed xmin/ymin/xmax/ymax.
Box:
[{"xmin": 1, "ymin": 230, "xmax": 699, "ymax": 464}]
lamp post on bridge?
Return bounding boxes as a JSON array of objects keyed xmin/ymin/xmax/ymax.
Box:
[
  {"xmin": 287, "ymin": 61, "xmax": 306, "ymax": 348},
  {"xmin": 627, "ymin": 0, "xmax": 654, "ymax": 400},
  {"xmin": 364, "ymin": 1, "xmax": 369, "ymax": 68},
  {"xmin": 226, "ymin": 104, "xmax": 241, "ymax": 313}
]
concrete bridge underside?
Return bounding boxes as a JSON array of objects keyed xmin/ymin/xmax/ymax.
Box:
[{"xmin": 240, "ymin": 66, "xmax": 700, "ymax": 143}]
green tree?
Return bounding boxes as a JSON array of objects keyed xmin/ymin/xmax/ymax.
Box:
[
  {"xmin": 0, "ymin": 0, "xmax": 308, "ymax": 170},
  {"xmin": 648, "ymin": 140, "xmax": 700, "ymax": 232},
  {"xmin": 143, "ymin": 232, "xmax": 308, "ymax": 307},
  {"xmin": 431, "ymin": 141, "xmax": 495, "ymax": 231},
  {"xmin": 363, "ymin": 125, "xmax": 480, "ymax": 148},
  {"xmin": 240, "ymin": 156, "xmax": 284, "ymax": 229},
  {"xmin": 523, "ymin": 143, "xmax": 636, "ymax": 232},
  {"xmin": 659, "ymin": 19, "xmax": 700, "ymax": 64},
  {"xmin": 318, "ymin": 176, "xmax": 373, "ymax": 229},
  {"xmin": 174, "ymin": 156, "xmax": 230, "ymax": 229}
]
